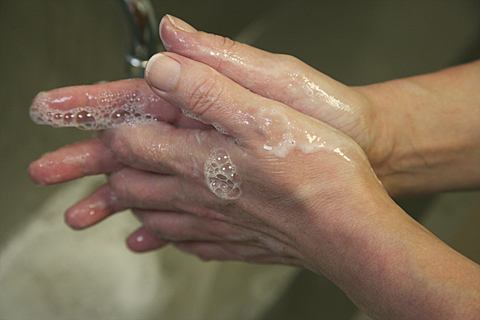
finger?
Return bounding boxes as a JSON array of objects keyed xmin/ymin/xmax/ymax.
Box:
[
  {"xmin": 160, "ymin": 15, "xmax": 286, "ymax": 97},
  {"xmin": 144, "ymin": 51, "xmax": 281, "ymax": 141},
  {"xmin": 102, "ymin": 124, "xmax": 246, "ymax": 201},
  {"xmin": 173, "ymin": 241, "xmax": 245, "ymax": 262},
  {"xmin": 133, "ymin": 209, "xmax": 302, "ymax": 262},
  {"xmin": 126, "ymin": 226, "xmax": 169, "ymax": 253},
  {"xmin": 134, "ymin": 209, "xmax": 246, "ymax": 242},
  {"xmin": 28, "ymin": 137, "xmax": 123, "ymax": 185},
  {"xmin": 173, "ymin": 241, "xmax": 303, "ymax": 266},
  {"xmin": 64, "ymin": 184, "xmax": 125, "ymax": 229},
  {"xmin": 109, "ymin": 162, "xmax": 244, "ymax": 212},
  {"xmin": 159, "ymin": 15, "xmax": 373, "ymax": 148},
  {"xmin": 108, "ymin": 167, "xmax": 185, "ymax": 211},
  {"xmin": 159, "ymin": 15, "xmax": 341, "ymax": 113},
  {"xmin": 100, "ymin": 123, "xmax": 207, "ymax": 175},
  {"xmin": 30, "ymin": 78, "xmax": 210, "ymax": 130}
]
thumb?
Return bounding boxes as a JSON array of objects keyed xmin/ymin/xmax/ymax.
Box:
[{"xmin": 158, "ymin": 15, "xmax": 374, "ymax": 151}]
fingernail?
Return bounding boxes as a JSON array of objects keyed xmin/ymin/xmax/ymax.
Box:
[
  {"xmin": 145, "ymin": 53, "xmax": 181, "ymax": 92},
  {"xmin": 166, "ymin": 14, "xmax": 197, "ymax": 33}
]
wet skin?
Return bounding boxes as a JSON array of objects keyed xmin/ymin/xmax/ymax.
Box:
[
  {"xmin": 28, "ymin": 15, "xmax": 480, "ymax": 320},
  {"xmin": 29, "ymin": 14, "xmax": 386, "ymax": 254}
]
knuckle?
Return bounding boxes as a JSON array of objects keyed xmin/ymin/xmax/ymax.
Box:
[
  {"xmin": 211, "ymin": 35, "xmax": 249, "ymax": 70},
  {"xmin": 107, "ymin": 127, "xmax": 174, "ymax": 173},
  {"xmin": 108, "ymin": 169, "xmax": 142, "ymax": 207},
  {"xmin": 278, "ymin": 53, "xmax": 301, "ymax": 66},
  {"xmin": 185, "ymin": 69, "xmax": 224, "ymax": 118},
  {"xmin": 276, "ymin": 53, "xmax": 304, "ymax": 74},
  {"xmin": 146, "ymin": 215, "xmax": 189, "ymax": 242},
  {"xmin": 143, "ymin": 220, "xmax": 172, "ymax": 240},
  {"xmin": 108, "ymin": 175, "xmax": 129, "ymax": 205},
  {"xmin": 212, "ymin": 34, "xmax": 239, "ymax": 53},
  {"xmin": 107, "ymin": 130, "xmax": 140, "ymax": 164}
]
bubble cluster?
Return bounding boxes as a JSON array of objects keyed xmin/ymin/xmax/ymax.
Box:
[
  {"xmin": 204, "ymin": 148, "xmax": 241, "ymax": 200},
  {"xmin": 30, "ymin": 89, "xmax": 164, "ymax": 130}
]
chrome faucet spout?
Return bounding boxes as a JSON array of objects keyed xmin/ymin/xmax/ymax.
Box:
[{"xmin": 116, "ymin": 0, "xmax": 162, "ymax": 77}]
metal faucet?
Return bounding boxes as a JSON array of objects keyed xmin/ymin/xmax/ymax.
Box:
[{"xmin": 116, "ymin": 0, "xmax": 163, "ymax": 77}]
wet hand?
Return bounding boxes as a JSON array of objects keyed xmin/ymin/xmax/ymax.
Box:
[
  {"xmin": 158, "ymin": 15, "xmax": 392, "ymax": 170},
  {"xmin": 29, "ymin": 50, "xmax": 387, "ymax": 269},
  {"xmin": 26, "ymin": 16, "xmax": 480, "ymax": 319},
  {"xmin": 28, "ymin": 79, "xmax": 209, "ymax": 185}
]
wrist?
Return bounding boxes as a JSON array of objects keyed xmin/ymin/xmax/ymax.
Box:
[
  {"xmin": 302, "ymin": 191, "xmax": 480, "ymax": 319},
  {"xmin": 352, "ymin": 82, "xmax": 401, "ymax": 195},
  {"xmin": 355, "ymin": 62, "xmax": 480, "ymax": 196}
]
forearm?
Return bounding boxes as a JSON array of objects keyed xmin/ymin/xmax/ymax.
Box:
[
  {"xmin": 358, "ymin": 60, "xmax": 480, "ymax": 196},
  {"xmin": 344, "ymin": 207, "xmax": 480, "ymax": 320},
  {"xmin": 301, "ymin": 194, "xmax": 480, "ymax": 319}
]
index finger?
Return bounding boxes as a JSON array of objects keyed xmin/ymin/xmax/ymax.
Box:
[{"xmin": 30, "ymin": 79, "xmax": 209, "ymax": 130}]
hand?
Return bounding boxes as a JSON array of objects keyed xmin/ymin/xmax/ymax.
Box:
[
  {"xmin": 156, "ymin": 15, "xmax": 480, "ymax": 196},
  {"xmin": 27, "ymin": 15, "xmax": 480, "ymax": 320},
  {"xmin": 29, "ymin": 47, "xmax": 480, "ymax": 320},
  {"xmin": 28, "ymin": 14, "xmax": 393, "ymax": 240},
  {"xmin": 158, "ymin": 15, "xmax": 390, "ymax": 170},
  {"xmin": 30, "ymin": 48, "xmax": 388, "ymax": 267}
]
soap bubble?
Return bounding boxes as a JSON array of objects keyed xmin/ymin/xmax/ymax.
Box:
[
  {"xmin": 204, "ymin": 148, "xmax": 241, "ymax": 200},
  {"xmin": 30, "ymin": 89, "xmax": 163, "ymax": 130}
]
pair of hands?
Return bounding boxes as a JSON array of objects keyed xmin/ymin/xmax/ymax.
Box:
[
  {"xmin": 29, "ymin": 15, "xmax": 390, "ymax": 268},
  {"xmin": 29, "ymin": 15, "xmax": 480, "ymax": 319}
]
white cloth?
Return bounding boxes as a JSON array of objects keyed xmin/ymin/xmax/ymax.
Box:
[{"xmin": 0, "ymin": 176, "xmax": 298, "ymax": 320}]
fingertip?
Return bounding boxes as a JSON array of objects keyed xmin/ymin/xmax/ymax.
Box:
[
  {"xmin": 27, "ymin": 154, "xmax": 63, "ymax": 185},
  {"xmin": 64, "ymin": 207, "xmax": 88, "ymax": 230},
  {"xmin": 28, "ymin": 138, "xmax": 123, "ymax": 186},
  {"xmin": 158, "ymin": 15, "xmax": 171, "ymax": 50},
  {"xmin": 64, "ymin": 204, "xmax": 100, "ymax": 230},
  {"xmin": 64, "ymin": 184, "xmax": 119, "ymax": 230},
  {"xmin": 126, "ymin": 226, "xmax": 169, "ymax": 253},
  {"xmin": 27, "ymin": 159, "xmax": 47, "ymax": 185},
  {"xmin": 159, "ymin": 15, "xmax": 197, "ymax": 51}
]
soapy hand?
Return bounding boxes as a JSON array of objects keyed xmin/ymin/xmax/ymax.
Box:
[
  {"xmin": 29, "ymin": 47, "xmax": 388, "ymax": 266},
  {"xmin": 29, "ymin": 14, "xmax": 391, "ymax": 187},
  {"xmin": 157, "ymin": 15, "xmax": 391, "ymax": 170},
  {"xmin": 27, "ymin": 15, "xmax": 480, "ymax": 319},
  {"xmin": 28, "ymin": 16, "xmax": 390, "ymax": 253}
]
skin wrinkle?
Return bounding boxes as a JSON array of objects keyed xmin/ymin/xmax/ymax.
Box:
[
  {"xmin": 212, "ymin": 217, "xmax": 297, "ymax": 259},
  {"xmin": 30, "ymin": 79, "xmax": 197, "ymax": 131},
  {"xmin": 161, "ymin": 23, "xmax": 379, "ymax": 157},
  {"xmin": 183, "ymin": 67, "xmax": 226, "ymax": 118},
  {"xmin": 183, "ymin": 40, "xmax": 374, "ymax": 163},
  {"xmin": 27, "ymin": 15, "xmax": 480, "ymax": 318},
  {"xmin": 203, "ymin": 33, "xmax": 250, "ymax": 71}
]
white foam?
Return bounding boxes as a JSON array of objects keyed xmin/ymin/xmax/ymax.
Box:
[
  {"xmin": 29, "ymin": 89, "xmax": 164, "ymax": 130},
  {"xmin": 204, "ymin": 148, "xmax": 241, "ymax": 200},
  {"xmin": 256, "ymin": 107, "xmax": 348, "ymax": 159}
]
